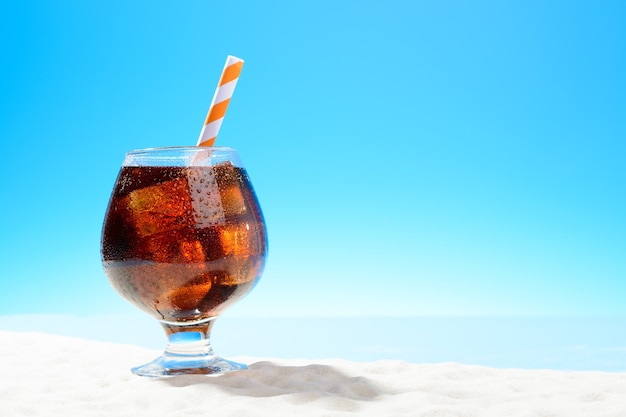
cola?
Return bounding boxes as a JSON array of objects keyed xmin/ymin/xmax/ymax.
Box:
[{"xmin": 102, "ymin": 162, "xmax": 267, "ymax": 323}]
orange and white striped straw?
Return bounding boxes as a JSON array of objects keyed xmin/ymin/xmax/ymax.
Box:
[{"xmin": 196, "ymin": 55, "xmax": 244, "ymax": 147}]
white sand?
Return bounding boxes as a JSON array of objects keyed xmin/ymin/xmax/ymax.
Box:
[{"xmin": 1, "ymin": 331, "xmax": 626, "ymax": 417}]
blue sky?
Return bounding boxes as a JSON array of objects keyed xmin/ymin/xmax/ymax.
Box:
[{"xmin": 1, "ymin": 0, "xmax": 624, "ymax": 318}]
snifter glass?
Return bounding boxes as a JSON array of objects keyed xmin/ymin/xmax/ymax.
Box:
[{"xmin": 101, "ymin": 147, "xmax": 267, "ymax": 377}]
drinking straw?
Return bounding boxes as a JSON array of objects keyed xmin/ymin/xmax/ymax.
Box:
[{"xmin": 196, "ymin": 55, "xmax": 244, "ymax": 147}]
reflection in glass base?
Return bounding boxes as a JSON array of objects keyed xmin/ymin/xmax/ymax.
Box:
[{"xmin": 131, "ymin": 325, "xmax": 246, "ymax": 378}]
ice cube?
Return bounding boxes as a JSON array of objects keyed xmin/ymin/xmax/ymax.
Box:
[
  {"xmin": 140, "ymin": 227, "xmax": 206, "ymax": 263},
  {"xmin": 212, "ymin": 255, "xmax": 264, "ymax": 286},
  {"xmin": 219, "ymin": 222, "xmax": 255, "ymax": 256},
  {"xmin": 195, "ymin": 227, "xmax": 225, "ymax": 261},
  {"xmin": 213, "ymin": 163, "xmax": 247, "ymax": 218},
  {"xmin": 158, "ymin": 271, "xmax": 213, "ymax": 313},
  {"xmin": 219, "ymin": 183, "xmax": 246, "ymax": 218},
  {"xmin": 126, "ymin": 177, "xmax": 194, "ymax": 237}
]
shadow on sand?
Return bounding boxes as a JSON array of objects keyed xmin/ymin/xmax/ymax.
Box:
[{"xmin": 160, "ymin": 361, "xmax": 388, "ymax": 401}]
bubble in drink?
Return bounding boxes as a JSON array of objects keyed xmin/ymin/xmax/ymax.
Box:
[{"xmin": 101, "ymin": 162, "xmax": 267, "ymax": 322}]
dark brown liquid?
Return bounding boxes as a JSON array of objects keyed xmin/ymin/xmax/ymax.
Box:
[{"xmin": 101, "ymin": 163, "xmax": 266, "ymax": 323}]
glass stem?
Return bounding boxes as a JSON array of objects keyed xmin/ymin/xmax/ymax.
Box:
[{"xmin": 160, "ymin": 319, "xmax": 216, "ymax": 357}]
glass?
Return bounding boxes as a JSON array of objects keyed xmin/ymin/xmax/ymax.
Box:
[{"xmin": 101, "ymin": 147, "xmax": 267, "ymax": 377}]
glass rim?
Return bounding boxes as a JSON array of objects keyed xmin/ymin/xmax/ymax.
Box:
[
  {"xmin": 122, "ymin": 146, "xmax": 243, "ymax": 167},
  {"xmin": 125, "ymin": 146, "xmax": 237, "ymax": 156}
]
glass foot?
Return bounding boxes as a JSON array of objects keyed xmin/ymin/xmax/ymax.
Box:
[
  {"xmin": 132, "ymin": 323, "xmax": 246, "ymax": 378},
  {"xmin": 131, "ymin": 352, "xmax": 247, "ymax": 377}
]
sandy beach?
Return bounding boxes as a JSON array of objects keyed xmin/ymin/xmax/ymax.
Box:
[{"xmin": 2, "ymin": 330, "xmax": 626, "ymax": 416}]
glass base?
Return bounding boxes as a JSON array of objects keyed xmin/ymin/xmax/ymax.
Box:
[
  {"xmin": 132, "ymin": 320, "xmax": 246, "ymax": 378},
  {"xmin": 131, "ymin": 352, "xmax": 247, "ymax": 378}
]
